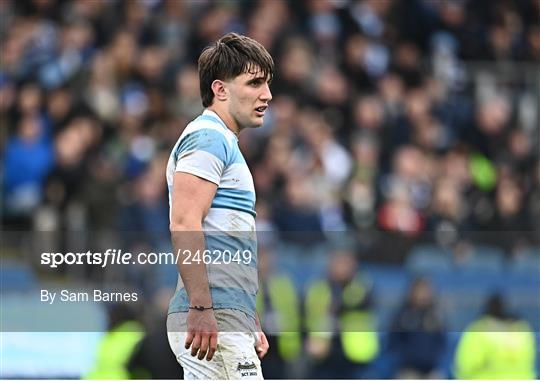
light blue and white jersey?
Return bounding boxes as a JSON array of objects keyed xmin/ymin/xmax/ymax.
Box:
[{"xmin": 166, "ymin": 109, "xmax": 258, "ymax": 317}]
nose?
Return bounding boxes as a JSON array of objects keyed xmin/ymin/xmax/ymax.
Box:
[{"xmin": 260, "ymin": 83, "xmax": 272, "ymax": 102}]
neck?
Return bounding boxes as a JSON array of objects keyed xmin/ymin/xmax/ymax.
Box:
[{"xmin": 207, "ymin": 106, "xmax": 241, "ymax": 137}]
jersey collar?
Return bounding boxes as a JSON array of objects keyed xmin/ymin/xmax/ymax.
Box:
[{"xmin": 202, "ymin": 109, "xmax": 238, "ymax": 141}]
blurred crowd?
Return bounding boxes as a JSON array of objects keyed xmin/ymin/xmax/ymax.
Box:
[
  {"xmin": 1, "ymin": 0, "xmax": 540, "ymax": 379},
  {"xmin": 2, "ymin": 0, "xmax": 539, "ymax": 259}
]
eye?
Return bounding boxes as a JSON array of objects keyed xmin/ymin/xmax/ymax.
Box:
[{"xmin": 248, "ymin": 79, "xmax": 264, "ymax": 87}]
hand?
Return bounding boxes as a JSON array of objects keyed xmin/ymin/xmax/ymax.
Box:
[
  {"xmin": 255, "ymin": 331, "xmax": 269, "ymax": 359},
  {"xmin": 185, "ymin": 309, "xmax": 219, "ymax": 361}
]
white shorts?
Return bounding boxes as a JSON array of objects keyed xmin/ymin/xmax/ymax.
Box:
[{"xmin": 167, "ymin": 312, "xmax": 264, "ymax": 380}]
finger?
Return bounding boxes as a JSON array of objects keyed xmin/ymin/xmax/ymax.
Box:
[
  {"xmin": 261, "ymin": 333, "xmax": 269, "ymax": 347},
  {"xmin": 256, "ymin": 334, "xmax": 268, "ymax": 359},
  {"xmin": 191, "ymin": 333, "xmax": 202, "ymax": 357},
  {"xmin": 185, "ymin": 331, "xmax": 195, "ymax": 350},
  {"xmin": 256, "ymin": 333, "xmax": 267, "ymax": 350},
  {"xmin": 206, "ymin": 334, "xmax": 218, "ymax": 361},
  {"xmin": 256, "ymin": 342, "xmax": 268, "ymax": 358},
  {"xmin": 257, "ymin": 347, "xmax": 267, "ymax": 359},
  {"xmin": 197, "ymin": 334, "xmax": 209, "ymax": 360}
]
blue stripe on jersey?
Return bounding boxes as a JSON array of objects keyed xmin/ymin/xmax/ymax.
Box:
[
  {"xmin": 168, "ymin": 286, "xmax": 257, "ymax": 317},
  {"xmin": 211, "ymin": 188, "xmax": 256, "ymax": 217},
  {"xmin": 211, "ymin": 287, "xmax": 256, "ymax": 314},
  {"xmin": 191, "ymin": 114, "xmax": 247, "ymax": 165},
  {"xmin": 174, "ymin": 128, "xmax": 229, "ymax": 164},
  {"xmin": 228, "ymin": 144, "xmax": 245, "ymax": 164},
  {"xmin": 205, "ymin": 234, "xmax": 258, "ymax": 269}
]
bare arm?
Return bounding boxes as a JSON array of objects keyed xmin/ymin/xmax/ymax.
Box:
[{"xmin": 170, "ymin": 171, "xmax": 218, "ymax": 361}]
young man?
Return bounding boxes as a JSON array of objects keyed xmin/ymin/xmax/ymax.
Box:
[{"xmin": 166, "ymin": 33, "xmax": 273, "ymax": 379}]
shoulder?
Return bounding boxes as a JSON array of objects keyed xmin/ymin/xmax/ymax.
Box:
[
  {"xmin": 174, "ymin": 116, "xmax": 235, "ymax": 164},
  {"xmin": 182, "ymin": 115, "xmax": 235, "ymax": 147}
]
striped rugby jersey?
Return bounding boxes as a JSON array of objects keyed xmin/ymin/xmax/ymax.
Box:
[{"xmin": 166, "ymin": 109, "xmax": 258, "ymax": 317}]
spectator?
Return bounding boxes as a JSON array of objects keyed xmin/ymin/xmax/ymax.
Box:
[
  {"xmin": 128, "ymin": 289, "xmax": 183, "ymax": 379},
  {"xmin": 488, "ymin": 176, "xmax": 531, "ymax": 253},
  {"xmin": 85, "ymin": 303, "xmax": 145, "ymax": 380},
  {"xmin": 427, "ymin": 178, "xmax": 468, "ymax": 247},
  {"xmin": 257, "ymin": 247, "xmax": 302, "ymax": 379},
  {"xmin": 454, "ymin": 294, "xmax": 536, "ymax": 379},
  {"xmin": 305, "ymin": 250, "xmax": 379, "ymax": 379},
  {"xmin": 388, "ymin": 277, "xmax": 446, "ymax": 379},
  {"xmin": 343, "ymin": 133, "xmax": 379, "ymax": 230},
  {"xmin": 3, "ymin": 114, "xmax": 54, "ymax": 226}
]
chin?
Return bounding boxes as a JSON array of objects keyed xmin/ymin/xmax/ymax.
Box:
[{"xmin": 248, "ymin": 118, "xmax": 264, "ymax": 128}]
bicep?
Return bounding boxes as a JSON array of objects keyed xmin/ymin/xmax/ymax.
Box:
[{"xmin": 170, "ymin": 171, "xmax": 218, "ymax": 227}]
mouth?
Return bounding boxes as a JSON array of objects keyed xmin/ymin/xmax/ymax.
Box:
[{"xmin": 254, "ymin": 105, "xmax": 268, "ymax": 117}]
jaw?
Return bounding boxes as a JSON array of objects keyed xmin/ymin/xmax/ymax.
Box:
[
  {"xmin": 250, "ymin": 112, "xmax": 265, "ymax": 128},
  {"xmin": 238, "ymin": 110, "xmax": 265, "ymax": 129},
  {"xmin": 227, "ymin": 103, "xmax": 267, "ymax": 130}
]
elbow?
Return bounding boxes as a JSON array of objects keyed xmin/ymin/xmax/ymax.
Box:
[
  {"xmin": 169, "ymin": 217, "xmax": 201, "ymax": 232},
  {"xmin": 169, "ymin": 222, "xmax": 183, "ymax": 232}
]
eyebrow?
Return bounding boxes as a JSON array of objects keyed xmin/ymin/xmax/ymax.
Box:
[{"xmin": 245, "ymin": 76, "xmax": 271, "ymax": 84}]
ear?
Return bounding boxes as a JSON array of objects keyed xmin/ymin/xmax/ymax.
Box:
[{"xmin": 211, "ymin": 80, "xmax": 228, "ymax": 102}]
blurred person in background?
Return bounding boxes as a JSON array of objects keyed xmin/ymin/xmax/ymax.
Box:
[
  {"xmin": 305, "ymin": 249, "xmax": 379, "ymax": 379},
  {"xmin": 427, "ymin": 177, "xmax": 468, "ymax": 248},
  {"xmin": 505, "ymin": 128, "xmax": 536, "ymax": 177},
  {"xmin": 311, "ymin": 65, "xmax": 351, "ymax": 134},
  {"xmin": 390, "ymin": 42, "xmax": 423, "ymax": 88},
  {"xmin": 388, "ymin": 277, "xmax": 446, "ymax": 379},
  {"xmin": 377, "ymin": 71, "xmax": 405, "ymax": 125},
  {"xmin": 256, "ymin": 247, "xmax": 302, "ymax": 379},
  {"xmin": 294, "ymin": 109, "xmax": 352, "ymax": 186},
  {"xmin": 186, "ymin": 3, "xmax": 238, "ymax": 63},
  {"xmin": 117, "ymin": 154, "xmax": 169, "ymax": 239},
  {"xmin": 169, "ymin": 64, "xmax": 203, "ymax": 121},
  {"xmin": 305, "ymin": 0, "xmax": 342, "ymax": 62},
  {"xmin": 454, "ymin": 294, "xmax": 536, "ymax": 379},
  {"xmin": 116, "ymin": 154, "xmax": 169, "ymax": 293},
  {"xmin": 291, "ymin": 109, "xmax": 351, "ymax": 233},
  {"xmin": 41, "ymin": 116, "xmax": 101, "ymax": 231},
  {"xmin": 3, "ymin": 113, "xmax": 54, "ymax": 228},
  {"xmin": 128, "ymin": 288, "xmax": 183, "ymax": 379},
  {"xmin": 245, "ymin": 0, "xmax": 293, "ymax": 55},
  {"xmin": 376, "ymin": 178, "xmax": 425, "ymax": 264},
  {"xmin": 467, "ymin": 95, "xmax": 511, "ymax": 161},
  {"xmin": 271, "ymin": 37, "xmax": 315, "ymax": 104},
  {"xmin": 273, "ymin": 174, "xmax": 324, "ymax": 243},
  {"xmin": 343, "ymin": 132, "xmax": 380, "ymax": 230},
  {"xmin": 380, "ymin": 145, "xmax": 433, "ymax": 214},
  {"xmin": 86, "ymin": 302, "xmax": 145, "ymax": 380},
  {"xmin": 488, "ymin": 175, "xmax": 531, "ymax": 254},
  {"xmin": 350, "ymin": 94, "xmax": 388, "ymax": 141},
  {"xmin": 252, "ymin": 134, "xmax": 292, "ymax": 202}
]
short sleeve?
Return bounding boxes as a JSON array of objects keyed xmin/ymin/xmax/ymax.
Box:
[{"xmin": 173, "ymin": 128, "xmax": 230, "ymax": 185}]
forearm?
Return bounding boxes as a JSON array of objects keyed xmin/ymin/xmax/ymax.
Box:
[{"xmin": 171, "ymin": 228, "xmax": 212, "ymax": 307}]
